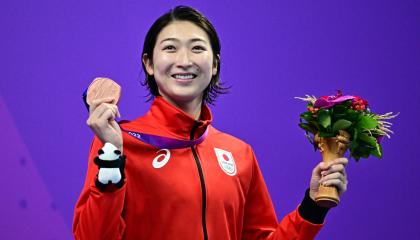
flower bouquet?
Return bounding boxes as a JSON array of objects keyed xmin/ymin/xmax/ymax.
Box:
[{"xmin": 296, "ymin": 90, "xmax": 398, "ymax": 207}]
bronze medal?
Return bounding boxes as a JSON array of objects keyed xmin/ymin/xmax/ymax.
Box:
[{"xmin": 86, "ymin": 77, "xmax": 121, "ymax": 105}]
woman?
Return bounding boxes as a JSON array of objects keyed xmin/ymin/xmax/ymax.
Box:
[{"xmin": 73, "ymin": 6, "xmax": 348, "ymax": 240}]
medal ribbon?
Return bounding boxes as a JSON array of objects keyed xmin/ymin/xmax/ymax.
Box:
[{"xmin": 121, "ymin": 127, "xmax": 208, "ymax": 149}]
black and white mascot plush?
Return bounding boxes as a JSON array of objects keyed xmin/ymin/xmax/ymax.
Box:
[{"xmin": 94, "ymin": 142, "xmax": 126, "ymax": 190}]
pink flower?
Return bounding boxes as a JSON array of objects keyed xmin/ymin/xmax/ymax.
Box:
[{"xmin": 314, "ymin": 90, "xmax": 355, "ymax": 109}]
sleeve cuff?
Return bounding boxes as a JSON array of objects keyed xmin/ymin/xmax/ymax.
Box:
[{"xmin": 298, "ymin": 189, "xmax": 330, "ymax": 224}]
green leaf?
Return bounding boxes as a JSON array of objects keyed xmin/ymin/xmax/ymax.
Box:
[
  {"xmin": 344, "ymin": 109, "xmax": 360, "ymax": 122},
  {"xmin": 310, "ymin": 121, "xmax": 321, "ymax": 130},
  {"xmin": 304, "ymin": 132, "xmax": 315, "ymax": 146},
  {"xmin": 333, "ymin": 113, "xmax": 347, "ymax": 119},
  {"xmin": 356, "ymin": 115, "xmax": 378, "ymax": 130},
  {"xmin": 318, "ymin": 110, "xmax": 331, "ymax": 128},
  {"xmin": 370, "ymin": 143, "xmax": 383, "ymax": 159},
  {"xmin": 318, "ymin": 132, "xmax": 335, "ymax": 138},
  {"xmin": 352, "ymin": 128, "xmax": 359, "ymax": 141},
  {"xmin": 350, "ymin": 146, "xmax": 360, "ymax": 161},
  {"xmin": 300, "ymin": 112, "xmax": 313, "ymax": 121},
  {"xmin": 350, "ymin": 139, "xmax": 359, "ymax": 151},
  {"xmin": 299, "ymin": 123, "xmax": 317, "ymax": 134},
  {"xmin": 358, "ymin": 133, "xmax": 377, "ymax": 147},
  {"xmin": 356, "ymin": 145, "xmax": 371, "ymax": 159},
  {"xmin": 332, "ymin": 105, "xmax": 347, "ymax": 114},
  {"xmin": 332, "ymin": 119, "xmax": 352, "ymax": 133}
]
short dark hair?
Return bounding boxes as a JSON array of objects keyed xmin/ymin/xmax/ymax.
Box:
[{"xmin": 141, "ymin": 5, "xmax": 228, "ymax": 105}]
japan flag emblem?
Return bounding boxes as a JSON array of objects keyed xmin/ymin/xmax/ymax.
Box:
[{"xmin": 214, "ymin": 148, "xmax": 237, "ymax": 176}]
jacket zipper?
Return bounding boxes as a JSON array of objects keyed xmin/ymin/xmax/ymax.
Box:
[{"xmin": 190, "ymin": 123, "xmax": 208, "ymax": 240}]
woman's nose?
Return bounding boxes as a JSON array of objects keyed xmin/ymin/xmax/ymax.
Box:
[{"xmin": 175, "ymin": 49, "xmax": 193, "ymax": 67}]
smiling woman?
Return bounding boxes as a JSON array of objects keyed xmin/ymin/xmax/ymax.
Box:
[
  {"xmin": 73, "ymin": 5, "xmax": 349, "ymax": 240},
  {"xmin": 142, "ymin": 20, "xmax": 218, "ymax": 119},
  {"xmin": 140, "ymin": 6, "xmax": 226, "ymax": 108}
]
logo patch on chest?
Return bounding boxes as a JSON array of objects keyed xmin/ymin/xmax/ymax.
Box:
[
  {"xmin": 152, "ymin": 149, "xmax": 171, "ymax": 169},
  {"xmin": 214, "ymin": 148, "xmax": 237, "ymax": 176}
]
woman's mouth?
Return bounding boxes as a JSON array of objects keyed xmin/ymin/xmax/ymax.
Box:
[{"xmin": 171, "ymin": 73, "xmax": 197, "ymax": 83}]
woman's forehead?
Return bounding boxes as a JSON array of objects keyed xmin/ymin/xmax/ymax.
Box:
[{"xmin": 157, "ymin": 21, "xmax": 210, "ymax": 43}]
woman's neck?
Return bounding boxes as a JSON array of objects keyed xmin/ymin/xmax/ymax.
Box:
[{"xmin": 161, "ymin": 95, "xmax": 203, "ymax": 120}]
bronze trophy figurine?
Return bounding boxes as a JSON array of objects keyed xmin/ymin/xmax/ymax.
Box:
[{"xmin": 314, "ymin": 130, "xmax": 350, "ymax": 208}]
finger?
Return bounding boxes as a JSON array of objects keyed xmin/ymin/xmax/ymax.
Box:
[
  {"xmin": 90, "ymin": 101, "xmax": 115, "ymax": 120},
  {"xmin": 116, "ymin": 106, "xmax": 121, "ymax": 118},
  {"xmin": 89, "ymin": 103, "xmax": 111, "ymax": 121},
  {"xmin": 96, "ymin": 103, "xmax": 118, "ymax": 120},
  {"xmin": 100, "ymin": 107, "xmax": 117, "ymax": 122},
  {"xmin": 313, "ymin": 161, "xmax": 328, "ymax": 176},
  {"xmin": 90, "ymin": 108, "xmax": 117, "ymax": 129},
  {"xmin": 112, "ymin": 104, "xmax": 119, "ymax": 118},
  {"xmin": 328, "ymin": 158, "xmax": 348, "ymax": 167},
  {"xmin": 322, "ymin": 178, "xmax": 347, "ymax": 194},
  {"xmin": 89, "ymin": 103, "xmax": 106, "ymax": 119},
  {"xmin": 321, "ymin": 164, "xmax": 345, "ymax": 176},
  {"xmin": 89, "ymin": 97, "xmax": 115, "ymax": 114},
  {"xmin": 99, "ymin": 108, "xmax": 117, "ymax": 124},
  {"xmin": 320, "ymin": 172, "xmax": 346, "ymax": 184},
  {"xmin": 87, "ymin": 104, "xmax": 108, "ymax": 127},
  {"xmin": 318, "ymin": 162, "xmax": 335, "ymax": 179}
]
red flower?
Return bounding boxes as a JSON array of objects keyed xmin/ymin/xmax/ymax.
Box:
[
  {"xmin": 351, "ymin": 96, "xmax": 368, "ymax": 111},
  {"xmin": 307, "ymin": 106, "xmax": 319, "ymax": 114}
]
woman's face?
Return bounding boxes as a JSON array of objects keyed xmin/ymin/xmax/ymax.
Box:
[{"xmin": 143, "ymin": 21, "xmax": 218, "ymax": 105}]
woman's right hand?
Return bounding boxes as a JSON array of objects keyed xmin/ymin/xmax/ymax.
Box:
[{"xmin": 86, "ymin": 97, "xmax": 123, "ymax": 150}]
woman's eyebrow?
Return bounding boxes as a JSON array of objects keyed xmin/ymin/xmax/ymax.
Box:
[
  {"xmin": 190, "ymin": 38, "xmax": 206, "ymax": 43},
  {"xmin": 160, "ymin": 37, "xmax": 207, "ymax": 44}
]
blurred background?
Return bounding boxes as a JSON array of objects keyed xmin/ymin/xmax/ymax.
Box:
[{"xmin": 1, "ymin": 0, "xmax": 419, "ymax": 239}]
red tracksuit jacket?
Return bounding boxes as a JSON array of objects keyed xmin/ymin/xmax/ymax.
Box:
[{"xmin": 73, "ymin": 96, "xmax": 324, "ymax": 239}]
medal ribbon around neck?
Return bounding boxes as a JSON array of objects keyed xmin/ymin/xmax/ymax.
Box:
[{"xmin": 120, "ymin": 126, "xmax": 208, "ymax": 149}]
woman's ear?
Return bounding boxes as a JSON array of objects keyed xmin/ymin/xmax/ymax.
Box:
[
  {"xmin": 212, "ymin": 54, "xmax": 220, "ymax": 76},
  {"xmin": 142, "ymin": 53, "xmax": 154, "ymax": 75}
]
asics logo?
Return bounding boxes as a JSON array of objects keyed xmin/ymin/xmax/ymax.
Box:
[{"xmin": 152, "ymin": 149, "xmax": 171, "ymax": 169}]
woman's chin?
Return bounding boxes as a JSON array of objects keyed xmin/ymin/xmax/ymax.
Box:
[{"xmin": 164, "ymin": 91, "xmax": 203, "ymax": 104}]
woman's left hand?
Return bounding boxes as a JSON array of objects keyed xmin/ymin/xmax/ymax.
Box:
[{"xmin": 309, "ymin": 158, "xmax": 349, "ymax": 201}]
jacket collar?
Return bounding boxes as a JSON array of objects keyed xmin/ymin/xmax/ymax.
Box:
[{"xmin": 144, "ymin": 96, "xmax": 212, "ymax": 140}]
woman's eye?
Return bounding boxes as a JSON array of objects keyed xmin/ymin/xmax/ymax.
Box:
[
  {"xmin": 192, "ymin": 46, "xmax": 206, "ymax": 52},
  {"xmin": 163, "ymin": 45, "xmax": 176, "ymax": 51}
]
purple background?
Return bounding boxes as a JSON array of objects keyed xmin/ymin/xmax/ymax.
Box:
[{"xmin": 1, "ymin": 0, "xmax": 419, "ymax": 239}]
